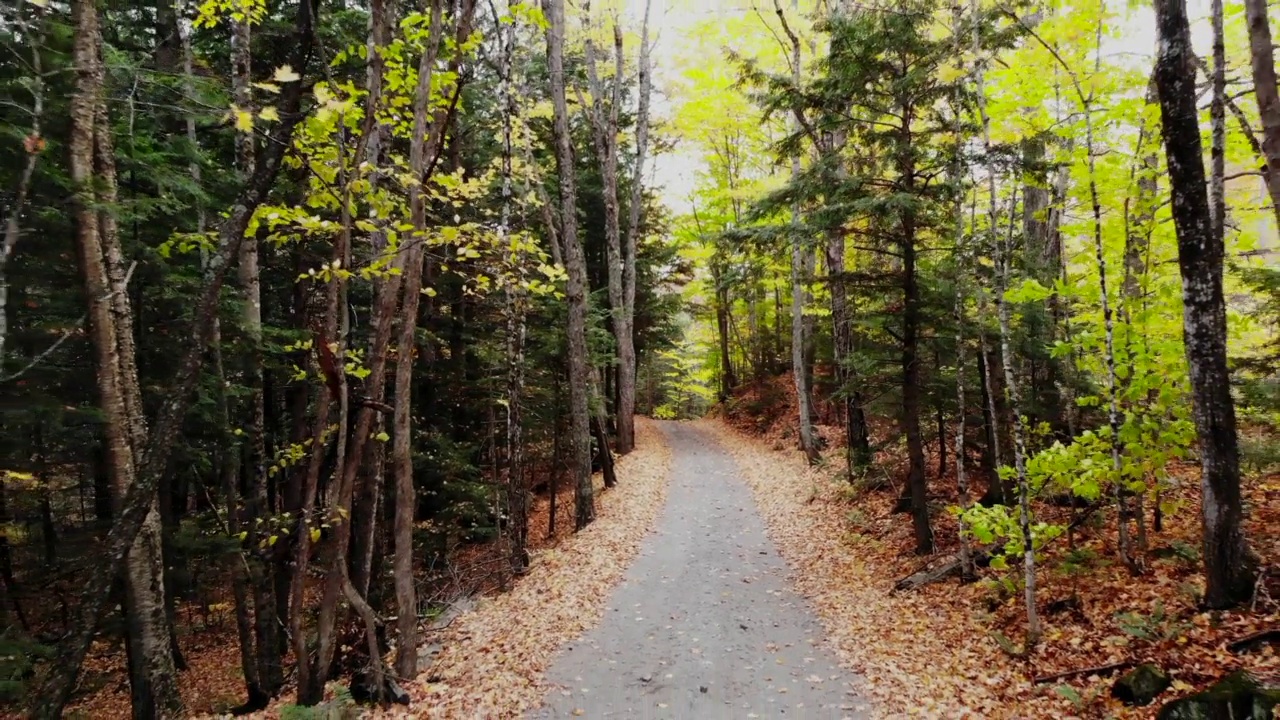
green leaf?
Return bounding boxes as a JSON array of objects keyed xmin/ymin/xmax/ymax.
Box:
[{"xmin": 1054, "ymin": 685, "xmax": 1083, "ymax": 707}]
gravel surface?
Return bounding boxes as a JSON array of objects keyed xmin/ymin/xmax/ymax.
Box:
[{"xmin": 530, "ymin": 421, "xmax": 867, "ymax": 719}]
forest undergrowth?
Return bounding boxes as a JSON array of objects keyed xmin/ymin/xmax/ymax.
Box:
[
  {"xmin": 712, "ymin": 376, "xmax": 1280, "ymax": 719},
  {"xmin": 55, "ymin": 419, "xmax": 671, "ymax": 720}
]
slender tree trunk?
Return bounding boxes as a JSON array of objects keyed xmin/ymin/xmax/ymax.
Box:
[
  {"xmin": 900, "ymin": 212, "xmax": 932, "ymax": 555},
  {"xmin": 1084, "ymin": 85, "xmax": 1136, "ymax": 572},
  {"xmin": 953, "ymin": 239, "xmax": 973, "ymax": 579},
  {"xmin": 0, "ymin": 13, "xmax": 43, "ymax": 376},
  {"xmin": 1153, "ymin": 0, "xmax": 1257, "ymax": 609},
  {"xmin": 545, "ymin": 0, "xmax": 595, "ymax": 529},
  {"xmin": 934, "ymin": 345, "xmax": 947, "ymax": 479},
  {"xmin": 186, "ymin": 20, "xmax": 265, "ymax": 703},
  {"xmin": 975, "ymin": 16, "xmax": 1037, "ymax": 639},
  {"xmin": 623, "ymin": 0, "xmax": 652, "ymax": 443},
  {"xmin": 784, "ymin": 0, "xmax": 819, "ymax": 464},
  {"xmin": 391, "ymin": 0, "xmax": 445, "ymax": 682},
  {"xmin": 951, "ymin": 0, "xmax": 973, "ymax": 579},
  {"xmin": 996, "ymin": 235, "xmax": 1041, "ymax": 646},
  {"xmin": 582, "ymin": 5, "xmax": 635, "ymax": 455},
  {"xmin": 1123, "ymin": 79, "xmax": 1160, "ymax": 323},
  {"xmin": 306, "ymin": 0, "xmax": 405, "ymax": 685},
  {"xmin": 1210, "ymin": 0, "xmax": 1226, "ymax": 251},
  {"xmin": 498, "ymin": 3, "xmax": 528, "ymax": 572},
  {"xmin": 713, "ymin": 263, "xmax": 736, "ymax": 401},
  {"xmin": 1243, "ymin": 0, "xmax": 1280, "ymax": 222},
  {"xmin": 978, "ymin": 334, "xmax": 1005, "ymax": 504},
  {"xmin": 231, "ymin": 11, "xmax": 283, "ymax": 694}
]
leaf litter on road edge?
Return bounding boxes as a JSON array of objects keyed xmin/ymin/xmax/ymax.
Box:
[
  {"xmin": 704, "ymin": 418, "xmax": 1042, "ymax": 719},
  {"xmin": 703, "ymin": 417, "xmax": 1280, "ymax": 720},
  {"xmin": 375, "ymin": 416, "xmax": 673, "ymax": 719}
]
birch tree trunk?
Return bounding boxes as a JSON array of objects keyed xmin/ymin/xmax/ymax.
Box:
[
  {"xmin": 974, "ymin": 10, "xmax": 1036, "ymax": 639},
  {"xmin": 951, "ymin": 1, "xmax": 973, "ymax": 580},
  {"xmin": 545, "ymin": 0, "xmax": 595, "ymax": 528},
  {"xmin": 1152, "ymin": 0, "xmax": 1257, "ymax": 610},
  {"xmin": 621, "ymin": 0, "xmax": 652, "ymax": 453},
  {"xmin": 782, "ymin": 0, "xmax": 820, "ymax": 465},
  {"xmin": 498, "ymin": 1, "xmax": 528, "ymax": 572},
  {"xmin": 230, "ymin": 10, "xmax": 285, "ymax": 695},
  {"xmin": 70, "ymin": 2, "xmax": 182, "ymax": 714}
]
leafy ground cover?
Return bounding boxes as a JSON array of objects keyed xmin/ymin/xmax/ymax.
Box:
[
  {"xmin": 388, "ymin": 417, "xmax": 672, "ymax": 718},
  {"xmin": 706, "ymin": 409, "xmax": 1279, "ymax": 719}
]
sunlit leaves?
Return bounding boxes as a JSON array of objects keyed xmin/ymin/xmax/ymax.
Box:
[{"xmin": 194, "ymin": 0, "xmax": 266, "ymax": 28}]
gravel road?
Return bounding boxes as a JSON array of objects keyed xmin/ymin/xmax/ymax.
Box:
[{"xmin": 530, "ymin": 421, "xmax": 867, "ymax": 720}]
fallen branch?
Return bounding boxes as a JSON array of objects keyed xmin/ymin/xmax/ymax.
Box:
[
  {"xmin": 893, "ymin": 544, "xmax": 998, "ymax": 592},
  {"xmin": 1033, "ymin": 660, "xmax": 1134, "ymax": 685},
  {"xmin": 1226, "ymin": 628, "xmax": 1280, "ymax": 654}
]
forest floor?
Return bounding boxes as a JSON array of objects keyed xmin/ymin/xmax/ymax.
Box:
[
  {"xmin": 48, "ymin": 399, "xmax": 1280, "ymax": 719},
  {"xmin": 710, "ymin": 375, "xmax": 1280, "ymax": 719},
  {"xmin": 529, "ymin": 421, "xmax": 867, "ymax": 719},
  {"xmin": 387, "ymin": 416, "xmax": 672, "ymax": 718},
  {"xmin": 62, "ymin": 417, "xmax": 672, "ymax": 719}
]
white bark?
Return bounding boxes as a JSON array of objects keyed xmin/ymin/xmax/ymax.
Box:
[{"xmin": 974, "ymin": 7, "xmax": 1038, "ymax": 641}]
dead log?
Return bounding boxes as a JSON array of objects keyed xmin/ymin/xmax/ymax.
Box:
[
  {"xmin": 1033, "ymin": 660, "xmax": 1134, "ymax": 685},
  {"xmin": 892, "ymin": 544, "xmax": 998, "ymax": 592},
  {"xmin": 1226, "ymin": 628, "xmax": 1280, "ymax": 654}
]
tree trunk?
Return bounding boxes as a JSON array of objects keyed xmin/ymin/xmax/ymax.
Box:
[
  {"xmin": 713, "ymin": 264, "xmax": 736, "ymax": 401},
  {"xmin": 545, "ymin": 0, "xmax": 595, "ymax": 529},
  {"xmin": 306, "ymin": 0, "xmax": 403, "ymax": 686},
  {"xmin": 394, "ymin": 0, "xmax": 445, "ymax": 682},
  {"xmin": 70, "ymin": 2, "xmax": 182, "ymax": 714},
  {"xmin": 975, "ymin": 14, "xmax": 1037, "ymax": 639},
  {"xmin": 785, "ymin": 0, "xmax": 819, "ymax": 464},
  {"xmin": 900, "ymin": 213, "xmax": 933, "ymax": 555},
  {"xmin": 231, "ymin": 11, "xmax": 283, "ymax": 695},
  {"xmin": 37, "ymin": 1, "xmax": 315, "ymax": 710},
  {"xmin": 1084, "ymin": 81, "xmax": 1136, "ymax": 572},
  {"xmin": 947, "ymin": 8, "xmax": 968, "ymax": 576},
  {"xmin": 498, "ymin": 5, "xmax": 528, "ymax": 573},
  {"xmin": 1020, "ymin": 136, "xmax": 1067, "ymax": 434},
  {"xmin": 623, "ymin": 0, "xmax": 652, "ymax": 445},
  {"xmin": 1243, "ymin": 0, "xmax": 1280, "ymax": 223},
  {"xmin": 582, "ymin": 5, "xmax": 635, "ymax": 455},
  {"xmin": 1152, "ymin": 0, "xmax": 1257, "ymax": 609}
]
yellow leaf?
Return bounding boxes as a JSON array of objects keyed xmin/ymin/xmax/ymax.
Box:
[
  {"xmin": 234, "ymin": 107, "xmax": 254, "ymax": 132},
  {"xmin": 310, "ymin": 527, "xmax": 321, "ymax": 543},
  {"xmin": 259, "ymin": 106, "xmax": 280, "ymax": 122},
  {"xmin": 273, "ymin": 64, "xmax": 300, "ymax": 83}
]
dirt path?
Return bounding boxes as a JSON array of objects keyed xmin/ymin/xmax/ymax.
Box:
[{"xmin": 531, "ymin": 421, "xmax": 867, "ymax": 719}]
